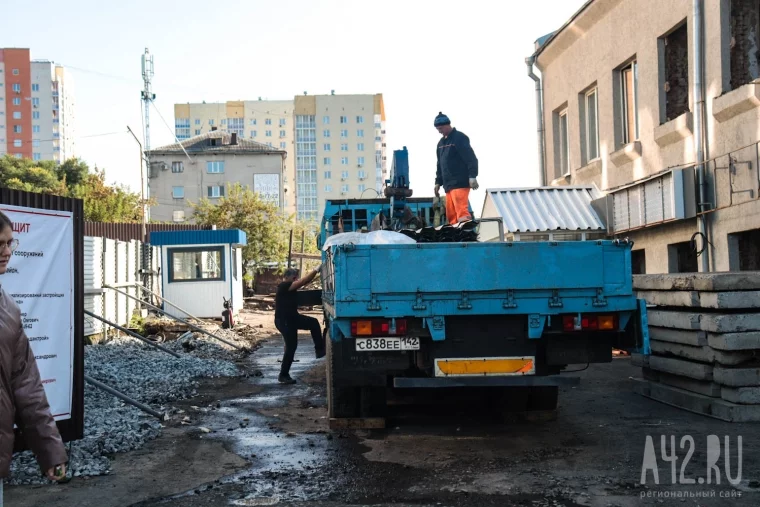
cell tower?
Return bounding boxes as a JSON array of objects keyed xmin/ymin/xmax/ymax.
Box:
[{"xmin": 141, "ymin": 48, "xmax": 155, "ymax": 152}]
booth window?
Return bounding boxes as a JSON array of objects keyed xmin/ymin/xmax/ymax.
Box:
[{"xmin": 168, "ymin": 246, "xmax": 225, "ymax": 282}]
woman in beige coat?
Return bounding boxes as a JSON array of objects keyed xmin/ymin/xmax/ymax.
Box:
[{"xmin": 0, "ymin": 210, "xmax": 68, "ymax": 502}]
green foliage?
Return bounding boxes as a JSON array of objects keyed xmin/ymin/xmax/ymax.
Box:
[{"xmin": 0, "ymin": 155, "xmax": 146, "ymax": 223}]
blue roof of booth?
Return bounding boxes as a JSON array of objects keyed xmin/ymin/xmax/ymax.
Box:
[{"xmin": 150, "ymin": 229, "xmax": 247, "ymax": 247}]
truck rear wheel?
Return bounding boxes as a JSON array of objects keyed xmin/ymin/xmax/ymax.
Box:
[{"xmin": 326, "ymin": 333, "xmax": 359, "ymax": 419}]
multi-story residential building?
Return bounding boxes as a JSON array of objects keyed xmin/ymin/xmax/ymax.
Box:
[
  {"xmin": 174, "ymin": 93, "xmax": 386, "ymax": 221},
  {"xmin": 530, "ymin": 0, "xmax": 760, "ymax": 274},
  {"xmin": 146, "ymin": 129, "xmax": 287, "ymax": 223},
  {"xmin": 0, "ymin": 49, "xmax": 75, "ymax": 162}
]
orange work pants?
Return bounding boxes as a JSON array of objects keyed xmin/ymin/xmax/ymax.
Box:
[{"xmin": 445, "ymin": 188, "xmax": 471, "ymax": 224}]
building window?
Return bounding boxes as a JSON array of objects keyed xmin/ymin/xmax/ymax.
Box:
[
  {"xmin": 172, "ymin": 210, "xmax": 186, "ymax": 223},
  {"xmin": 358, "ymin": 170, "xmax": 367, "ymax": 179},
  {"xmin": 12, "ymin": 84, "xmax": 21, "ymax": 93},
  {"xmin": 324, "ymin": 157, "xmax": 331, "ymax": 166},
  {"xmin": 631, "ymin": 249, "xmax": 646, "ymax": 275},
  {"xmin": 14, "ymin": 154, "xmax": 22, "ymax": 159},
  {"xmin": 206, "ymin": 161, "xmax": 225, "ymax": 173},
  {"xmin": 341, "ymin": 143, "xmax": 348, "ymax": 151},
  {"xmin": 167, "ymin": 246, "xmax": 224, "ymax": 283},
  {"xmin": 251, "ymin": 130, "xmax": 257, "ymax": 137},
  {"xmin": 32, "ymin": 98, "xmax": 39, "ymax": 107},
  {"xmin": 619, "ymin": 60, "xmax": 639, "ymax": 145},
  {"xmin": 279, "ymin": 118, "xmax": 286, "ymax": 127},
  {"xmin": 358, "ymin": 156, "xmax": 365, "ymax": 166},
  {"xmin": 209, "ymin": 119, "xmax": 214, "ymax": 125},
  {"xmin": 172, "ymin": 186, "xmax": 185, "ymax": 199},
  {"xmin": 12, "ymin": 111, "xmax": 20, "ymax": 120},
  {"xmin": 248, "ymin": 119, "xmax": 256, "ymax": 126},
  {"xmin": 279, "ymin": 130, "xmax": 286, "ymax": 137},
  {"xmin": 340, "ymin": 116, "xmax": 347, "ymax": 124},
  {"xmin": 207, "ymin": 185, "xmax": 225, "ymax": 198},
  {"xmin": 324, "ymin": 184, "xmax": 332, "ymax": 192},
  {"xmin": 280, "ymin": 141, "xmax": 287, "ymax": 149},
  {"xmin": 356, "ymin": 116, "xmax": 364, "ymax": 124},
  {"xmin": 323, "ymin": 129, "xmax": 331, "ymax": 137},
  {"xmin": 729, "ymin": 1, "xmax": 760, "ymax": 90},
  {"xmin": 221, "ymin": 119, "xmax": 227, "ymax": 125},
  {"xmin": 32, "ymin": 84, "xmax": 39, "ymax": 92},
  {"xmin": 33, "ymin": 153, "xmax": 41, "ymax": 161},
  {"xmin": 323, "ymin": 143, "xmax": 331, "ymax": 151},
  {"xmin": 357, "ymin": 143, "xmax": 365, "ymax": 151},
  {"xmin": 341, "ymin": 184, "xmax": 349, "ymax": 193},
  {"xmin": 340, "ymin": 129, "xmax": 348, "ymax": 138},
  {"xmin": 267, "ymin": 142, "xmax": 273, "ymax": 147},
  {"xmin": 324, "ymin": 170, "xmax": 332, "ymax": 179},
  {"xmin": 581, "ymin": 87, "xmax": 599, "ymax": 164},
  {"xmin": 728, "ymin": 229, "xmax": 760, "ymax": 270},
  {"xmin": 357, "ymin": 129, "xmax": 364, "ymax": 137},
  {"xmin": 228, "ymin": 118, "xmax": 244, "ymax": 137},
  {"xmin": 32, "ymin": 111, "xmax": 39, "ymax": 120},
  {"xmin": 358, "ymin": 184, "xmax": 366, "ymax": 192},
  {"xmin": 32, "ymin": 125, "xmax": 40, "ymax": 133},
  {"xmin": 33, "ymin": 140, "xmax": 40, "ymax": 147},
  {"xmin": 668, "ymin": 241, "xmax": 697, "ymax": 273},
  {"xmin": 12, "ymin": 98, "xmax": 20, "ymax": 106},
  {"xmin": 13, "ymin": 140, "xmax": 22, "ymax": 147},
  {"xmin": 323, "ymin": 116, "xmax": 330, "ymax": 124},
  {"xmin": 12, "ymin": 69, "xmax": 19, "ymax": 75},
  {"xmin": 266, "ymin": 130, "xmax": 272, "ymax": 137},
  {"xmin": 660, "ymin": 22, "xmax": 689, "ymax": 123},
  {"xmin": 195, "ymin": 119, "xmax": 201, "ymax": 125},
  {"xmin": 341, "ymin": 157, "xmax": 349, "ymax": 166},
  {"xmin": 554, "ymin": 107, "xmax": 570, "ymax": 177},
  {"xmin": 13, "ymin": 125, "xmax": 21, "ymax": 134},
  {"xmin": 195, "ymin": 129, "xmax": 201, "ymax": 135},
  {"xmin": 265, "ymin": 118, "xmax": 272, "ymax": 125},
  {"xmin": 172, "ymin": 161, "xmax": 184, "ymax": 173}
]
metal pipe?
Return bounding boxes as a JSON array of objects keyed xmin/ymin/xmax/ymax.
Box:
[
  {"xmin": 133, "ymin": 282, "xmax": 204, "ymax": 323},
  {"xmin": 693, "ymin": 0, "xmax": 710, "ymax": 272},
  {"xmin": 84, "ymin": 309, "xmax": 181, "ymax": 358},
  {"xmin": 103, "ymin": 285, "xmax": 243, "ymax": 350},
  {"xmin": 85, "ymin": 375, "xmax": 168, "ymax": 421},
  {"xmin": 526, "ymin": 55, "xmax": 546, "ymax": 186}
]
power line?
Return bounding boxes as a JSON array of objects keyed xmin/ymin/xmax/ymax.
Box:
[{"xmin": 10, "ymin": 131, "xmax": 128, "ymax": 145}]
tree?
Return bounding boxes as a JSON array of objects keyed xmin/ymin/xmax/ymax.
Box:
[
  {"xmin": 0, "ymin": 155, "xmax": 146, "ymax": 222},
  {"xmin": 190, "ymin": 183, "xmax": 291, "ymax": 275}
]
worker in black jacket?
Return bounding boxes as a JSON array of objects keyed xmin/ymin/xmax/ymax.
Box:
[{"xmin": 433, "ymin": 112, "xmax": 479, "ymax": 224}]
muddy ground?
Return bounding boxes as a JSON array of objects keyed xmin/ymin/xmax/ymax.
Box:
[{"xmin": 6, "ymin": 309, "xmax": 760, "ymax": 507}]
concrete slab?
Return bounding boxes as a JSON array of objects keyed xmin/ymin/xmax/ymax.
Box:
[
  {"xmin": 721, "ymin": 386, "xmax": 760, "ymax": 404},
  {"xmin": 649, "ymin": 326, "xmax": 707, "ymax": 346},
  {"xmin": 632, "ymin": 378, "xmax": 760, "ymax": 422},
  {"xmin": 637, "ymin": 290, "xmax": 699, "ymax": 307},
  {"xmin": 648, "ymin": 355, "xmax": 713, "ymax": 381},
  {"xmin": 633, "ymin": 272, "xmax": 760, "ymax": 292},
  {"xmin": 700, "ymin": 291, "xmax": 760, "ymax": 309},
  {"xmin": 656, "ymin": 369, "xmax": 721, "ymax": 397},
  {"xmin": 649, "ymin": 339, "xmax": 754, "ymax": 366},
  {"xmin": 714, "ymin": 365, "xmax": 760, "ymax": 387},
  {"xmin": 648, "ymin": 310, "xmax": 760, "ymax": 333},
  {"xmin": 708, "ymin": 331, "xmax": 760, "ymax": 351}
]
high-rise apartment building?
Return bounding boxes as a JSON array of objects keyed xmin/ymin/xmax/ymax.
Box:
[
  {"xmin": 174, "ymin": 93, "xmax": 386, "ymax": 221},
  {"xmin": 0, "ymin": 49, "xmax": 75, "ymax": 163}
]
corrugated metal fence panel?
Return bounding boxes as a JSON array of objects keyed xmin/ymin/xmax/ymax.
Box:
[
  {"xmin": 84, "ymin": 222, "xmax": 212, "ymax": 242},
  {"xmin": 103, "ymin": 239, "xmax": 117, "ymax": 326},
  {"xmin": 126, "ymin": 240, "xmax": 138, "ymax": 322},
  {"xmin": 84, "ymin": 237, "xmax": 103, "ymax": 336},
  {"xmin": 116, "ymin": 241, "xmax": 128, "ymax": 326},
  {"xmin": 486, "ymin": 187, "xmax": 605, "ymax": 233}
]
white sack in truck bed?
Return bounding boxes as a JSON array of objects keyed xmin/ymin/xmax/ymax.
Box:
[{"xmin": 322, "ymin": 230, "xmax": 417, "ymax": 251}]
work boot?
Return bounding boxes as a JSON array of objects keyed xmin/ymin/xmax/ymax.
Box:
[
  {"xmin": 315, "ymin": 348, "xmax": 326, "ymax": 359},
  {"xmin": 278, "ymin": 373, "xmax": 296, "ymax": 385}
]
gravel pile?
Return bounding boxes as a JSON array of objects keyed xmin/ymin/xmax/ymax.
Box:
[{"xmin": 9, "ymin": 331, "xmax": 243, "ymax": 486}]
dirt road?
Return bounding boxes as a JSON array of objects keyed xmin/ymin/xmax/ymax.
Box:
[{"xmin": 7, "ymin": 310, "xmax": 760, "ymax": 506}]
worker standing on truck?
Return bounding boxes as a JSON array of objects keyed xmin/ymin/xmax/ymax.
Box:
[
  {"xmin": 274, "ymin": 266, "xmax": 325, "ymax": 385},
  {"xmin": 433, "ymin": 112, "xmax": 479, "ymax": 224}
]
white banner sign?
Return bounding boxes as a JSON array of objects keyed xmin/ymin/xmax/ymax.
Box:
[
  {"xmin": 0, "ymin": 205, "xmax": 74, "ymax": 422},
  {"xmin": 254, "ymin": 173, "xmax": 280, "ymax": 207}
]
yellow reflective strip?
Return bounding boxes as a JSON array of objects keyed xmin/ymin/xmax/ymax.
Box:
[{"xmin": 437, "ymin": 358, "xmax": 535, "ymax": 375}]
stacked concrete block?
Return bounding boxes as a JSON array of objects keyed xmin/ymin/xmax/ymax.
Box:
[{"xmin": 632, "ymin": 272, "xmax": 760, "ymax": 422}]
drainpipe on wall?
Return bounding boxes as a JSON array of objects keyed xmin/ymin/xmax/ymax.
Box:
[
  {"xmin": 526, "ymin": 56, "xmax": 546, "ymax": 186},
  {"xmin": 693, "ymin": 0, "xmax": 710, "ymax": 272}
]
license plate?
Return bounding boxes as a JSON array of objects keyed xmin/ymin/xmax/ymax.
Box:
[{"xmin": 355, "ymin": 337, "xmax": 420, "ymax": 352}]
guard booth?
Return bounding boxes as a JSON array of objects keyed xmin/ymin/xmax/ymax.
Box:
[{"xmin": 150, "ymin": 229, "xmax": 246, "ymax": 319}]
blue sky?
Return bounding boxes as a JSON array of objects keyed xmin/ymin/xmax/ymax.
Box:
[{"xmin": 4, "ymin": 0, "xmax": 584, "ymax": 214}]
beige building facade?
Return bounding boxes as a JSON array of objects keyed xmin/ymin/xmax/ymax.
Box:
[
  {"xmin": 174, "ymin": 93, "xmax": 386, "ymax": 222},
  {"xmin": 532, "ymin": 0, "xmax": 760, "ymax": 274},
  {"xmin": 146, "ymin": 130, "xmax": 286, "ymax": 223}
]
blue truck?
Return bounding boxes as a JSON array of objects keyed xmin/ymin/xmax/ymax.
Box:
[{"xmin": 317, "ymin": 147, "xmax": 649, "ymax": 421}]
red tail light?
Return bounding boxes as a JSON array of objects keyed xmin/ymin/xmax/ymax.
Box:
[
  {"xmin": 351, "ymin": 319, "xmax": 408, "ymax": 337},
  {"xmin": 562, "ymin": 314, "xmax": 618, "ymax": 332},
  {"xmin": 562, "ymin": 316, "xmax": 576, "ymax": 331}
]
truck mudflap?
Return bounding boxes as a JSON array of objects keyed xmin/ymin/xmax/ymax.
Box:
[{"xmin": 393, "ymin": 376, "xmax": 580, "ymax": 388}]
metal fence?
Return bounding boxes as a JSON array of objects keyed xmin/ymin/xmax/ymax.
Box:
[
  {"xmin": 701, "ymin": 139, "xmax": 760, "ymax": 214},
  {"xmin": 84, "ymin": 222, "xmax": 211, "ymax": 242}
]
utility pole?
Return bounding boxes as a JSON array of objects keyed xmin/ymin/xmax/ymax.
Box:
[
  {"xmin": 127, "ymin": 126, "xmax": 150, "ymax": 307},
  {"xmin": 141, "ymin": 48, "xmax": 155, "ymax": 226}
]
